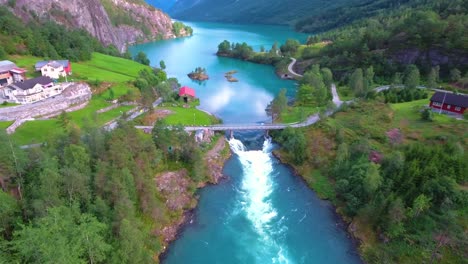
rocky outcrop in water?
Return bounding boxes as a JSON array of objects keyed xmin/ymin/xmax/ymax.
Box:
[{"xmin": 0, "ymin": 0, "xmax": 190, "ymax": 52}]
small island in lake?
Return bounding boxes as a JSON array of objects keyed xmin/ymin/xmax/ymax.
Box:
[
  {"xmin": 225, "ymin": 70, "xmax": 239, "ymax": 82},
  {"xmin": 188, "ymin": 67, "xmax": 209, "ymax": 81}
]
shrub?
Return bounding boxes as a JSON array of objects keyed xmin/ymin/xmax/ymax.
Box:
[{"xmin": 420, "ymin": 108, "xmax": 433, "ymax": 121}]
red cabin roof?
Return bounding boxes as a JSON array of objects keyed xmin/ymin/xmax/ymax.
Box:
[{"xmin": 179, "ymin": 86, "xmax": 195, "ymax": 97}]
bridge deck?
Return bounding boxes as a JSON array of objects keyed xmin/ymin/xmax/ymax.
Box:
[{"xmin": 135, "ymin": 115, "xmax": 321, "ymax": 132}]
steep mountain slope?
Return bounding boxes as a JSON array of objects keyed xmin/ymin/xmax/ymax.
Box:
[
  {"xmin": 0, "ymin": 0, "xmax": 187, "ymax": 52},
  {"xmin": 168, "ymin": 0, "xmax": 358, "ymax": 25}
]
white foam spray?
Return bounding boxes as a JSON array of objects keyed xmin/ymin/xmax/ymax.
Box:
[{"xmin": 229, "ymin": 137, "xmax": 294, "ymax": 264}]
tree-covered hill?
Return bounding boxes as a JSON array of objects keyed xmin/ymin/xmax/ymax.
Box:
[
  {"xmin": 299, "ymin": 0, "xmax": 467, "ymax": 80},
  {"xmin": 167, "ymin": 0, "xmax": 360, "ymax": 25}
]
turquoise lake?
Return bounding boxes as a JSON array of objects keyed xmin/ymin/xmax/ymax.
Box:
[{"xmin": 130, "ymin": 22, "xmax": 362, "ymax": 264}]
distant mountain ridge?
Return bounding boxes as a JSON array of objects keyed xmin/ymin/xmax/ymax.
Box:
[
  {"xmin": 156, "ymin": 0, "xmax": 444, "ymax": 35},
  {"xmin": 166, "ymin": 0, "xmax": 359, "ymax": 26}
]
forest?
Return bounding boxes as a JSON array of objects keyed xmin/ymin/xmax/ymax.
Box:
[
  {"xmin": 302, "ymin": 0, "xmax": 467, "ymax": 81},
  {"xmin": 0, "ymin": 118, "xmax": 210, "ymax": 262}
]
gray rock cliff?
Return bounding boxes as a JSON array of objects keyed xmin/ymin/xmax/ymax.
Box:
[{"xmin": 0, "ymin": 0, "xmax": 188, "ymax": 52}]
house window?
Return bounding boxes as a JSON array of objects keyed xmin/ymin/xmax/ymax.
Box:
[
  {"xmin": 432, "ymin": 102, "xmax": 442, "ymax": 107},
  {"xmin": 447, "ymin": 105, "xmax": 451, "ymax": 109},
  {"xmin": 455, "ymin": 107, "xmax": 461, "ymax": 111}
]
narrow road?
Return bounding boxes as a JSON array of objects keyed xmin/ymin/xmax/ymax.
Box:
[{"xmin": 287, "ymin": 58, "xmax": 303, "ymax": 78}]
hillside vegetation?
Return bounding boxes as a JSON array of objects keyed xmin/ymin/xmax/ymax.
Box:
[
  {"xmin": 0, "ymin": 6, "xmax": 124, "ymax": 61},
  {"xmin": 168, "ymin": 0, "xmax": 359, "ymax": 25},
  {"xmin": 272, "ymin": 101, "xmax": 468, "ymax": 263}
]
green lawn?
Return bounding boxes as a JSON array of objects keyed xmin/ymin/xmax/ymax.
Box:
[
  {"xmin": 5, "ymin": 52, "xmax": 150, "ymax": 145},
  {"xmin": 161, "ymin": 107, "xmax": 218, "ymax": 126},
  {"xmin": 390, "ymin": 98, "xmax": 467, "ymax": 141},
  {"xmin": 73, "ymin": 53, "xmax": 150, "ymax": 83},
  {"xmin": 280, "ymin": 106, "xmax": 320, "ymax": 123},
  {"xmin": 11, "ymin": 120, "xmax": 63, "ymax": 145},
  {"xmin": 11, "ymin": 103, "xmax": 135, "ymax": 145},
  {"xmin": 0, "ymin": 102, "xmax": 19, "ymax": 108},
  {"xmin": 295, "ymin": 42, "xmax": 328, "ymax": 58},
  {"xmin": 8, "ymin": 52, "xmax": 149, "ymax": 82},
  {"xmin": 336, "ymin": 86, "xmax": 355, "ymax": 101},
  {"xmin": 0, "ymin": 121, "xmax": 13, "ymax": 130},
  {"xmin": 7, "ymin": 54, "xmax": 42, "ymax": 78}
]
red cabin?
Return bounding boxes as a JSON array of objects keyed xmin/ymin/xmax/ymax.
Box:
[
  {"xmin": 429, "ymin": 92, "xmax": 468, "ymax": 115},
  {"xmin": 179, "ymin": 86, "xmax": 196, "ymax": 103}
]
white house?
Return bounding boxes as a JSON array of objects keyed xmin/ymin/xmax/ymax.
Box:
[
  {"xmin": 1, "ymin": 76, "xmax": 63, "ymax": 104},
  {"xmin": 40, "ymin": 61, "xmax": 66, "ymax": 79},
  {"xmin": 35, "ymin": 60, "xmax": 72, "ymax": 79}
]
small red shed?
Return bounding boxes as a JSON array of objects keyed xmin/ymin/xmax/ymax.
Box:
[
  {"xmin": 429, "ymin": 92, "xmax": 468, "ymax": 115},
  {"xmin": 179, "ymin": 86, "xmax": 196, "ymax": 102}
]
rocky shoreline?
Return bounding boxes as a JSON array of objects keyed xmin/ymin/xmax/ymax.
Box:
[{"xmin": 156, "ymin": 136, "xmax": 231, "ymax": 262}]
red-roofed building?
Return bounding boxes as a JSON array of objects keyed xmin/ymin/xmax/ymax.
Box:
[
  {"xmin": 179, "ymin": 86, "xmax": 195, "ymax": 102},
  {"xmin": 429, "ymin": 92, "xmax": 468, "ymax": 115}
]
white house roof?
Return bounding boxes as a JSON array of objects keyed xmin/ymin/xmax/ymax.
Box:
[
  {"xmin": 0, "ymin": 60, "xmax": 17, "ymax": 72},
  {"xmin": 7, "ymin": 76, "xmax": 54, "ymax": 90},
  {"xmin": 35, "ymin": 60, "xmax": 69, "ymax": 69}
]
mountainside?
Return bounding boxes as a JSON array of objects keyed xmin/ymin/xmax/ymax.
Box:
[
  {"xmin": 0, "ymin": 0, "xmax": 187, "ymax": 52},
  {"xmin": 168, "ymin": 0, "xmax": 359, "ymax": 25}
]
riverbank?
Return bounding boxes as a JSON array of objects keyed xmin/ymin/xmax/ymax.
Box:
[
  {"xmin": 156, "ymin": 135, "xmax": 231, "ymax": 262},
  {"xmin": 271, "ymin": 149, "xmax": 362, "ymax": 244}
]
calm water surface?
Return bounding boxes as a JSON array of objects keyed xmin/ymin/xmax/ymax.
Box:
[
  {"xmin": 129, "ymin": 22, "xmax": 307, "ymax": 123},
  {"xmin": 130, "ymin": 22, "xmax": 362, "ymax": 264}
]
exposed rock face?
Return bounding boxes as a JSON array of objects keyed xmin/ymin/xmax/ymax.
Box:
[
  {"xmin": 390, "ymin": 48, "xmax": 468, "ymax": 68},
  {"xmin": 0, "ymin": 0, "xmax": 188, "ymax": 52}
]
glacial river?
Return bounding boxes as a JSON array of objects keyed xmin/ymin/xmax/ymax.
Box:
[{"xmin": 130, "ymin": 22, "xmax": 362, "ymax": 264}]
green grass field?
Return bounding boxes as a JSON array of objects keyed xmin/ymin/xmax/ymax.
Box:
[
  {"xmin": 0, "ymin": 102, "xmax": 19, "ymax": 108},
  {"xmin": 73, "ymin": 53, "xmax": 150, "ymax": 83},
  {"xmin": 7, "ymin": 55, "xmax": 43, "ymax": 78},
  {"xmin": 390, "ymin": 98, "xmax": 467, "ymax": 141},
  {"xmin": 11, "ymin": 120, "xmax": 63, "ymax": 145},
  {"xmin": 295, "ymin": 42, "xmax": 329, "ymax": 58},
  {"xmin": 5, "ymin": 53, "xmax": 147, "ymax": 144},
  {"xmin": 280, "ymin": 106, "xmax": 320, "ymax": 123},
  {"xmin": 161, "ymin": 107, "xmax": 218, "ymax": 126},
  {"xmin": 0, "ymin": 121, "xmax": 13, "ymax": 130}
]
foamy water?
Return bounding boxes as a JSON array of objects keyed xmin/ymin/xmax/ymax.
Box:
[{"xmin": 229, "ymin": 138, "xmax": 293, "ymax": 264}]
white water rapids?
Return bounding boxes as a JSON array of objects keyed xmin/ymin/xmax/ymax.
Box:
[{"xmin": 229, "ymin": 137, "xmax": 293, "ymax": 264}]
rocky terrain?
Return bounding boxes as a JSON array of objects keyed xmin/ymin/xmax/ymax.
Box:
[{"xmin": 0, "ymin": 0, "xmax": 190, "ymax": 52}]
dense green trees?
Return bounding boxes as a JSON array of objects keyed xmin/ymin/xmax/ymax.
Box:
[
  {"xmin": 266, "ymin": 88, "xmax": 287, "ymax": 122},
  {"xmin": 134, "ymin": 68, "xmax": 170, "ymax": 106},
  {"xmin": 172, "ymin": 21, "xmax": 193, "ymax": 37},
  {"xmin": 134, "ymin": 51, "xmax": 151, "ymax": 65},
  {"xmin": 296, "ymin": 65, "xmax": 331, "ymax": 107},
  {"xmin": 280, "ymin": 39, "xmax": 300, "ymax": 55},
  {"xmin": 0, "ymin": 117, "xmax": 210, "ymax": 262},
  {"xmin": 274, "ymin": 127, "xmax": 308, "ymax": 165},
  {"xmin": 404, "ymin": 65, "xmax": 420, "ymax": 89},
  {"xmin": 0, "ymin": 6, "xmax": 127, "ymax": 61},
  {"xmin": 297, "ymin": 2, "xmax": 467, "ymax": 83}
]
